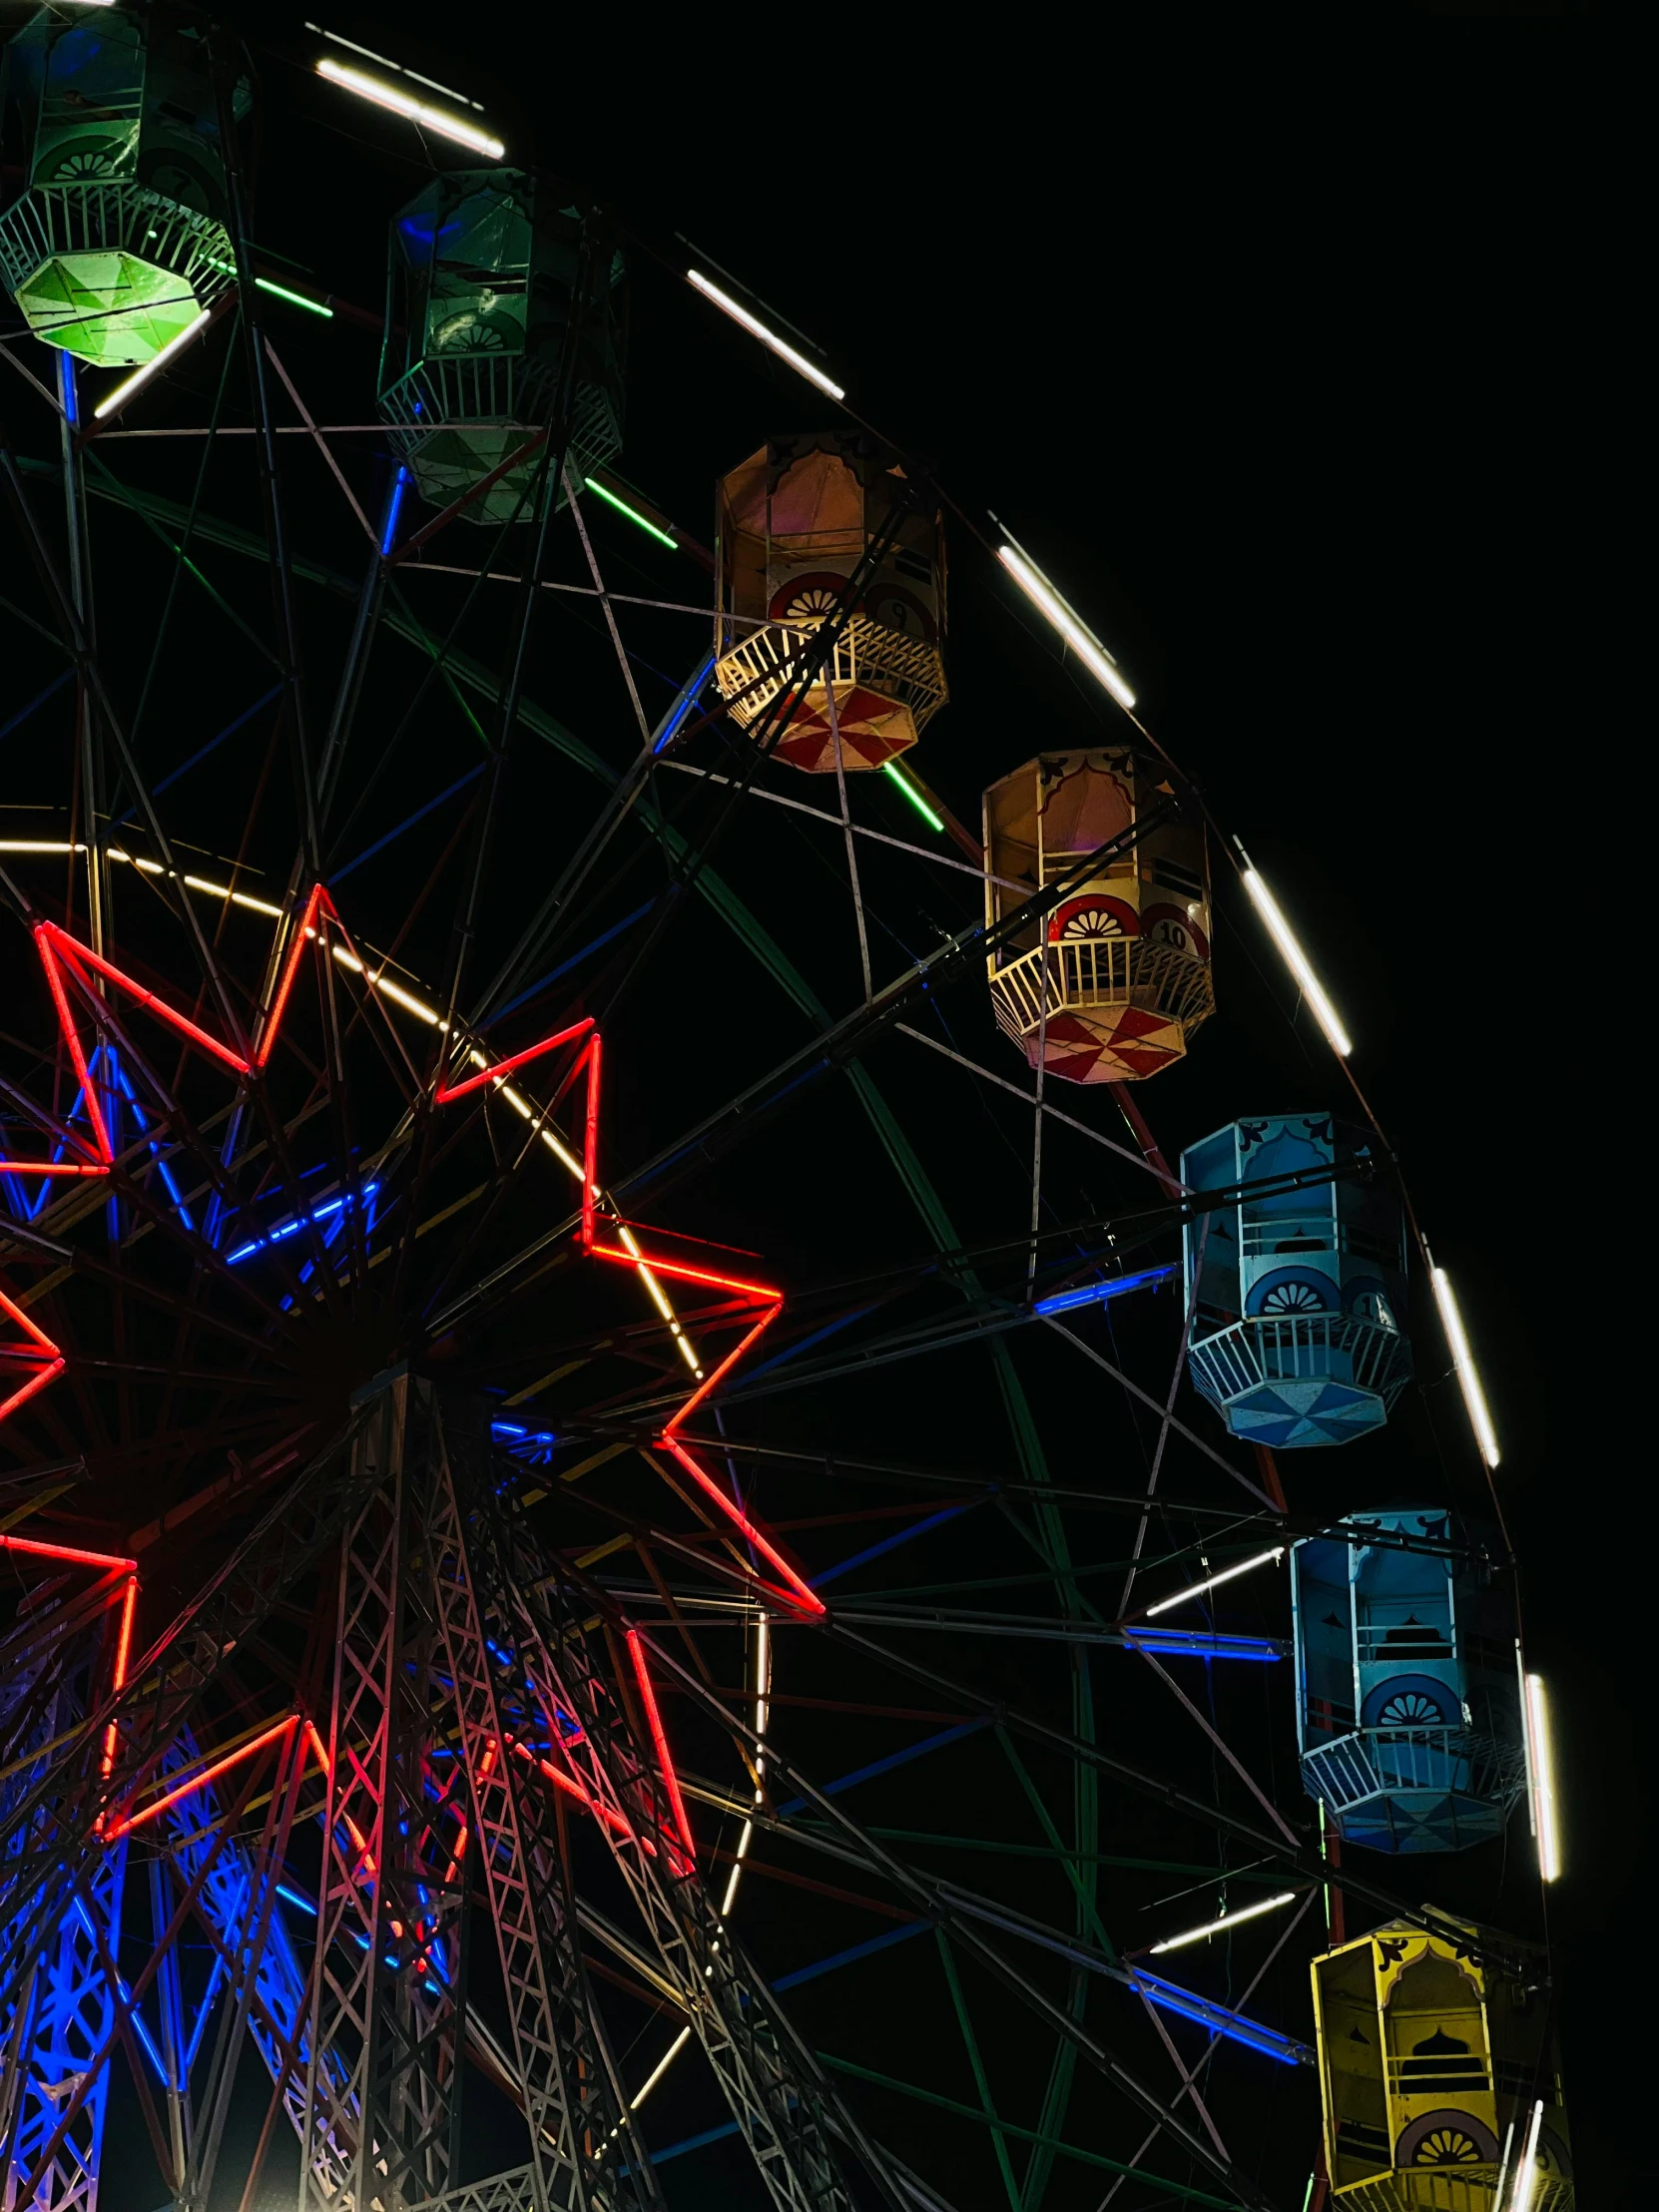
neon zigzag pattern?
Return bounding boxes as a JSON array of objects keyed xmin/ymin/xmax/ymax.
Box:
[
  {"xmin": 1, "ymin": 888, "xmax": 342, "ymax": 1431},
  {"xmin": 432, "ymin": 1014, "xmax": 819, "ymax": 1617},
  {"xmin": 8, "ymin": 889, "xmax": 820, "ymax": 1621}
]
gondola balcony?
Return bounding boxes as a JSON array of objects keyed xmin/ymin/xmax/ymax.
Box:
[
  {"xmin": 982, "ymin": 748, "xmax": 1213, "ymax": 1084},
  {"xmin": 713, "ymin": 434, "xmax": 947, "ymax": 773}
]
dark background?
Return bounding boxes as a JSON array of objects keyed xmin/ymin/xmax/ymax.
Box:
[
  {"xmin": 6, "ymin": 2, "xmax": 1633, "ymax": 2202},
  {"xmin": 422, "ymin": 15, "xmax": 1624, "ymax": 2193}
]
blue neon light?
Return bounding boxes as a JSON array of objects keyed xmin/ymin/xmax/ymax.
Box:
[
  {"xmin": 396, "ymin": 213, "xmax": 463, "ymax": 247},
  {"xmin": 621, "ymin": 2117, "xmax": 743, "ymax": 2174},
  {"xmin": 489, "ymin": 899, "xmax": 654, "ymax": 1023},
  {"xmin": 653, "ymin": 652, "xmax": 716, "ymax": 752},
  {"xmin": 1033, "ymin": 1264, "xmax": 1177, "ymax": 1318},
  {"xmin": 1123, "ymin": 1629, "xmax": 1281, "ymax": 1663},
  {"xmin": 183, "ymin": 1947, "xmax": 227, "ymax": 2073},
  {"xmin": 775, "ymin": 1718, "xmax": 988, "ymax": 1818},
  {"xmin": 380, "ymin": 466, "xmax": 409, "ymax": 556},
  {"xmin": 742, "ymin": 1301, "xmax": 884, "ymax": 1382},
  {"xmin": 812, "ymin": 1504, "xmax": 967, "ymax": 1589},
  {"xmin": 113, "ymin": 1058, "xmax": 193, "ymax": 1232},
  {"xmin": 74, "ymin": 1896, "xmax": 171, "ymax": 2087},
  {"xmin": 333, "ymin": 766, "xmax": 491, "ymax": 883},
  {"xmin": 491, "ymin": 1415, "xmax": 558, "ymax": 1462},
  {"xmin": 226, "ymin": 1182, "xmax": 378, "ymax": 1264},
  {"xmin": 58, "ymin": 351, "xmax": 77, "ymax": 426},
  {"xmin": 0, "ymin": 667, "xmax": 74, "ymax": 750},
  {"xmin": 132, "ymin": 685, "xmax": 283, "ymax": 814},
  {"xmin": 773, "ymin": 1919, "xmax": 928, "ymax": 1991},
  {"xmin": 1129, "ymin": 1969, "xmax": 1308, "ymax": 2064}
]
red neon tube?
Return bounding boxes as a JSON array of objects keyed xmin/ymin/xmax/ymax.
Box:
[
  {"xmin": 549, "ymin": 1755, "xmax": 632, "ymax": 1833},
  {"xmin": 101, "ymin": 1575, "xmax": 139, "ymax": 1780},
  {"xmin": 406, "ymin": 1738, "xmax": 502, "ymax": 1971},
  {"xmin": 439, "ymin": 1737, "xmax": 497, "ymax": 1885},
  {"xmin": 33, "ymin": 930, "xmax": 113, "ymax": 1160},
  {"xmin": 0, "ymin": 1162, "xmax": 109, "ymax": 1178},
  {"xmin": 0, "ymin": 1528, "xmax": 134, "ymax": 1572},
  {"xmin": 581, "ymin": 1032, "xmax": 601, "ymax": 1251},
  {"xmin": 305, "ymin": 1718, "xmax": 381, "ymax": 1878},
  {"xmin": 40, "ymin": 923, "xmax": 252, "ymax": 1077},
  {"xmin": 504, "ymin": 1735, "xmax": 634, "ymax": 1837},
  {"xmin": 110, "ymin": 1577, "xmax": 137, "ymax": 1689},
  {"xmin": 108, "ymin": 1713, "xmax": 296, "ymax": 1840},
  {"xmin": 0, "ymin": 1359, "xmax": 67, "ymax": 1427},
  {"xmin": 625, "ymin": 1628, "xmax": 697, "ymax": 1866},
  {"xmin": 0, "ymin": 1284, "xmax": 63, "ymax": 1359},
  {"xmin": 658, "ymin": 1432, "xmax": 825, "ymax": 1618},
  {"xmin": 256, "ymin": 883, "xmax": 331, "ymax": 1070},
  {"xmin": 435, "ymin": 1017, "xmax": 595, "ymax": 1105},
  {"xmin": 303, "ymin": 1717, "xmax": 331, "ymax": 1778},
  {"xmin": 589, "ymin": 1244, "xmax": 781, "ymax": 1305},
  {"xmin": 541, "ymin": 1757, "xmax": 634, "ymax": 1836},
  {"xmin": 663, "ymin": 1301, "xmax": 783, "ymax": 1435}
]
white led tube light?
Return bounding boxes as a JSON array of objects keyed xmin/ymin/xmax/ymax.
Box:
[
  {"xmin": 1517, "ymin": 1658, "xmax": 1560, "ymax": 1882},
  {"xmin": 1144, "ymin": 1546, "xmax": 1284, "ymax": 1618},
  {"xmin": 721, "ymin": 1612, "xmax": 771, "ymax": 1919},
  {"xmin": 686, "ymin": 271, "xmax": 844, "ymax": 401},
  {"xmin": 307, "ymin": 24, "xmax": 483, "ymax": 107},
  {"xmin": 1149, "ymin": 1891, "xmax": 1298, "ymax": 1953},
  {"xmin": 1507, "ymin": 2100, "xmax": 1544, "ymax": 2212},
  {"xmin": 315, "ymin": 58, "xmax": 504, "ymax": 158},
  {"xmin": 629, "ymin": 2025, "xmax": 692, "ymax": 2113},
  {"xmin": 94, "ymin": 309, "xmax": 212, "ymax": 420},
  {"xmin": 996, "ymin": 545, "xmax": 1137, "ymax": 711},
  {"xmin": 1430, "ymin": 1265, "xmax": 1500, "ymax": 1469},
  {"xmin": 1240, "ymin": 867, "xmax": 1353, "ymax": 1058}
]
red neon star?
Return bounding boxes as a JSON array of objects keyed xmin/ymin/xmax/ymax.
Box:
[{"xmin": 15, "ymin": 891, "xmax": 821, "ymax": 1621}]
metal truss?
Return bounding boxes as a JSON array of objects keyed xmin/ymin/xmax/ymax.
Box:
[
  {"xmin": 303, "ymin": 1379, "xmax": 466, "ymax": 2209},
  {"xmin": 1, "ymin": 1617, "xmax": 127, "ymax": 2212},
  {"xmin": 0, "ymin": 1559, "xmax": 127, "ymax": 2212},
  {"xmin": 0, "ymin": 1417, "xmax": 373, "ymax": 2031},
  {"xmin": 300, "ymin": 1377, "xmax": 659, "ymax": 2212},
  {"xmin": 459, "ymin": 1431, "xmax": 878, "ymax": 2212},
  {"xmin": 418, "ymin": 1393, "xmax": 659, "ymax": 2212}
]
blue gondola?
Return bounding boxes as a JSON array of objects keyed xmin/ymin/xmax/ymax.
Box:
[
  {"xmin": 1181, "ymin": 1113, "xmax": 1412, "ymax": 1448},
  {"xmin": 1293, "ymin": 1509, "xmax": 1525, "ymax": 1854}
]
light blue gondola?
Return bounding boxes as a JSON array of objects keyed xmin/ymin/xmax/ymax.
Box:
[
  {"xmin": 1293, "ymin": 1509, "xmax": 1525, "ymax": 1853},
  {"xmin": 1181, "ymin": 1113, "xmax": 1412, "ymax": 1448}
]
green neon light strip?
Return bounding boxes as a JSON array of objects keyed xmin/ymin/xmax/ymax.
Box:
[
  {"xmin": 203, "ymin": 258, "xmax": 333, "ymax": 317},
  {"xmin": 255, "ymin": 277, "xmax": 332, "ymax": 317},
  {"xmin": 817, "ymin": 2055, "xmax": 1236, "ymax": 2209},
  {"xmin": 582, "ymin": 476, "xmax": 677, "ymax": 549},
  {"xmin": 935, "ymin": 1932, "xmax": 1021, "ymax": 2212},
  {"xmin": 881, "ymin": 758, "xmax": 944, "ymax": 832}
]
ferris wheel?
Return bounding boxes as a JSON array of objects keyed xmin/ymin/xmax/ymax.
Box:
[{"xmin": 0, "ymin": 13, "xmax": 1570, "ymax": 2212}]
